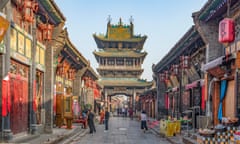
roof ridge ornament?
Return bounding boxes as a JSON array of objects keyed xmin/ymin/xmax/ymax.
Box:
[
  {"xmin": 107, "ymin": 15, "xmax": 111, "ymax": 24},
  {"xmin": 119, "ymin": 17, "xmax": 122, "ymax": 26},
  {"xmin": 129, "ymin": 16, "xmax": 134, "ymax": 24}
]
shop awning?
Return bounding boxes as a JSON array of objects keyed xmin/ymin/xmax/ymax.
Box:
[
  {"xmin": 185, "ymin": 80, "xmax": 200, "ymax": 90},
  {"xmin": 202, "ymin": 56, "xmax": 224, "ymax": 71}
]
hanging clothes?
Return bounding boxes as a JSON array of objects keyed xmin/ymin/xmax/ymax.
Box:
[
  {"xmin": 201, "ymin": 85, "xmax": 205, "ymax": 111},
  {"xmin": 218, "ymin": 80, "xmax": 228, "ymax": 121}
]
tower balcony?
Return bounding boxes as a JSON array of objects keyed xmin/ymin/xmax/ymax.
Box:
[{"xmin": 98, "ymin": 65, "xmax": 142, "ymax": 71}]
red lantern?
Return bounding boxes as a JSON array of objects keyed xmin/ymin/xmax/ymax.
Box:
[
  {"xmin": 159, "ymin": 73, "xmax": 165, "ymax": 82},
  {"xmin": 171, "ymin": 64, "xmax": 179, "ymax": 75},
  {"xmin": 38, "ymin": 23, "xmax": 53, "ymax": 41},
  {"xmin": 22, "ymin": 0, "xmax": 34, "ymax": 22},
  {"xmin": 22, "ymin": 0, "xmax": 38, "ymax": 23},
  {"xmin": 165, "ymin": 71, "xmax": 169, "ymax": 79},
  {"xmin": 218, "ymin": 18, "xmax": 235, "ymax": 43},
  {"xmin": 180, "ymin": 56, "xmax": 190, "ymax": 69},
  {"xmin": 71, "ymin": 70, "xmax": 75, "ymax": 80}
]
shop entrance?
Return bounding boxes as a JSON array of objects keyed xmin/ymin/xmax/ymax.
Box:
[{"xmin": 10, "ymin": 74, "xmax": 29, "ymax": 134}]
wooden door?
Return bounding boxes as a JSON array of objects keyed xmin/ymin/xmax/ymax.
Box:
[
  {"xmin": 55, "ymin": 94, "xmax": 64, "ymax": 127},
  {"xmin": 10, "ymin": 76, "xmax": 29, "ymax": 134},
  {"xmin": 224, "ymin": 80, "xmax": 235, "ymax": 118}
]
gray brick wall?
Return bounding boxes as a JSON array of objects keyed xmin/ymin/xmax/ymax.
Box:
[{"xmin": 195, "ymin": 19, "xmax": 224, "ymax": 63}]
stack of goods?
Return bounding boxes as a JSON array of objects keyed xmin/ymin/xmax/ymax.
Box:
[
  {"xmin": 200, "ymin": 126, "xmax": 237, "ymax": 144},
  {"xmin": 234, "ymin": 130, "xmax": 240, "ymax": 144}
]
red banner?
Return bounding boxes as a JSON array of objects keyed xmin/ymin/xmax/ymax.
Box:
[
  {"xmin": 2, "ymin": 80, "xmax": 7, "ymax": 116},
  {"xmin": 2, "ymin": 75, "xmax": 11, "ymax": 117},
  {"xmin": 53, "ymin": 85, "xmax": 56, "ymax": 115},
  {"xmin": 201, "ymin": 85, "xmax": 205, "ymax": 110},
  {"xmin": 164, "ymin": 94, "xmax": 169, "ymax": 109}
]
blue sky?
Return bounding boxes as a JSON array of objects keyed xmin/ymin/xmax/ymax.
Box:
[{"xmin": 55, "ymin": 0, "xmax": 207, "ymax": 81}]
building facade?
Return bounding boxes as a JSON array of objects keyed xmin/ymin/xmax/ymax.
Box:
[
  {"xmin": 193, "ymin": 0, "xmax": 240, "ymax": 126},
  {"xmin": 153, "ymin": 26, "xmax": 206, "ymax": 124},
  {"xmin": 0, "ymin": 0, "xmax": 99, "ymax": 141}
]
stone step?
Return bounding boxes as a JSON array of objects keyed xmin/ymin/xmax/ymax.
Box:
[{"xmin": 182, "ymin": 136, "xmax": 198, "ymax": 144}]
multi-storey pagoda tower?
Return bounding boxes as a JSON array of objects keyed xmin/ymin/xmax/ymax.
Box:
[{"xmin": 93, "ymin": 17, "xmax": 152, "ymax": 112}]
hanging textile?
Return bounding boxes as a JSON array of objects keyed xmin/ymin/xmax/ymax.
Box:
[
  {"xmin": 53, "ymin": 85, "xmax": 56, "ymax": 115},
  {"xmin": 72, "ymin": 100, "xmax": 80, "ymax": 117},
  {"xmin": 2, "ymin": 80, "xmax": 7, "ymax": 116},
  {"xmin": 7, "ymin": 77, "xmax": 10, "ymax": 114},
  {"xmin": 2, "ymin": 75, "xmax": 11, "ymax": 117},
  {"xmin": 218, "ymin": 80, "xmax": 228, "ymax": 121},
  {"xmin": 13, "ymin": 76, "xmax": 20, "ymax": 114},
  {"xmin": 201, "ymin": 85, "xmax": 205, "ymax": 110}
]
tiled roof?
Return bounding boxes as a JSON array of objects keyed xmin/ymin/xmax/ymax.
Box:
[
  {"xmin": 98, "ymin": 79, "xmax": 152, "ymax": 87},
  {"xmin": 93, "ymin": 34, "xmax": 146, "ymax": 42},
  {"xmin": 39, "ymin": 0, "xmax": 66, "ymax": 24}
]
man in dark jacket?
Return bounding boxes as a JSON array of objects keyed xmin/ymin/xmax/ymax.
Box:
[
  {"xmin": 104, "ymin": 108, "xmax": 110, "ymax": 131},
  {"xmin": 87, "ymin": 109, "xmax": 96, "ymax": 135}
]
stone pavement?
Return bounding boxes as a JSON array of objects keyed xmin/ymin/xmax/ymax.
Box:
[
  {"xmin": 7, "ymin": 123, "xmax": 88, "ymax": 144},
  {"xmin": 4, "ymin": 117, "xmax": 195, "ymax": 144},
  {"xmin": 77, "ymin": 116, "xmax": 171, "ymax": 144}
]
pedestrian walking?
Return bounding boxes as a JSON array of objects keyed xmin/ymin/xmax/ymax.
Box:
[
  {"xmin": 140, "ymin": 110, "xmax": 148, "ymax": 133},
  {"xmin": 99, "ymin": 109, "xmax": 105, "ymax": 124},
  {"xmin": 104, "ymin": 108, "xmax": 110, "ymax": 132},
  {"xmin": 87, "ymin": 109, "xmax": 96, "ymax": 135},
  {"xmin": 128, "ymin": 108, "xmax": 133, "ymax": 120}
]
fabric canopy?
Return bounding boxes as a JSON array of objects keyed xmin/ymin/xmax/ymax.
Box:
[{"xmin": 218, "ymin": 80, "xmax": 228, "ymax": 121}]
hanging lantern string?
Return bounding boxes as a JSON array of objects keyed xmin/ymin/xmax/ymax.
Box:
[{"xmin": 227, "ymin": 0, "xmax": 231, "ymax": 17}]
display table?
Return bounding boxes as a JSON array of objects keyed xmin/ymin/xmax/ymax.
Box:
[{"xmin": 160, "ymin": 119, "xmax": 181, "ymax": 137}]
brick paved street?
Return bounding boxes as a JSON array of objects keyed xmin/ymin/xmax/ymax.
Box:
[{"xmin": 60, "ymin": 117, "xmax": 171, "ymax": 144}]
